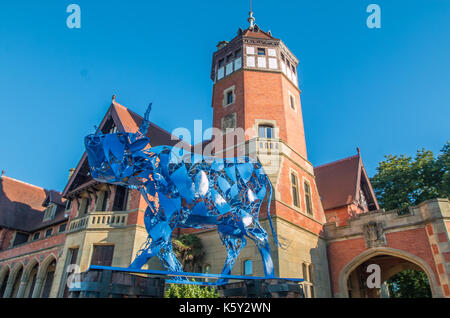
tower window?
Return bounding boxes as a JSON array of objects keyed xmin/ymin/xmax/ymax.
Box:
[
  {"xmin": 257, "ymin": 48, "xmax": 266, "ymax": 56},
  {"xmin": 258, "ymin": 125, "xmax": 273, "ymax": 139},
  {"xmin": 304, "ymin": 181, "xmax": 313, "ymax": 215},
  {"xmin": 226, "ymin": 53, "xmax": 233, "ymax": 63},
  {"xmin": 218, "ymin": 58, "xmax": 224, "ymax": 68},
  {"xmin": 291, "ymin": 173, "xmax": 300, "ymax": 208},
  {"xmin": 235, "ymin": 48, "xmax": 242, "ymax": 57},
  {"xmin": 281, "ymin": 53, "xmax": 285, "ymax": 61},
  {"xmin": 289, "ymin": 95, "xmax": 295, "ymax": 109},
  {"xmin": 226, "ymin": 91, "xmax": 233, "ymax": 105},
  {"xmin": 291, "ymin": 65, "xmax": 296, "ymax": 74},
  {"xmin": 223, "ymin": 86, "xmax": 235, "ymax": 106}
]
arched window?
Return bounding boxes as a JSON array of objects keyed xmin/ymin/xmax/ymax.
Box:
[
  {"xmin": 244, "ymin": 259, "xmax": 253, "ymax": 276},
  {"xmin": 258, "ymin": 125, "xmax": 273, "ymax": 139}
]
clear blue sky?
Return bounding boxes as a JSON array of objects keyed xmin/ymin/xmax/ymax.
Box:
[{"xmin": 0, "ymin": 1, "xmax": 449, "ymax": 192}]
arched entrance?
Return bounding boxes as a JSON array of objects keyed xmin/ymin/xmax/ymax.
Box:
[
  {"xmin": 38, "ymin": 257, "xmax": 57, "ymax": 298},
  {"xmin": 338, "ymin": 247, "xmax": 440, "ymax": 298},
  {"xmin": 23, "ymin": 261, "xmax": 39, "ymax": 298}
]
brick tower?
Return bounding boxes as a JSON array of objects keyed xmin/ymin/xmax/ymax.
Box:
[{"xmin": 199, "ymin": 11, "xmax": 332, "ymax": 297}]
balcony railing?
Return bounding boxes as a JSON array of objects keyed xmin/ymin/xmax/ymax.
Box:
[{"xmin": 68, "ymin": 211, "xmax": 128, "ymax": 233}]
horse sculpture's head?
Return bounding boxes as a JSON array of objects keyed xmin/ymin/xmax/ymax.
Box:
[{"xmin": 84, "ymin": 103, "xmax": 152, "ymax": 186}]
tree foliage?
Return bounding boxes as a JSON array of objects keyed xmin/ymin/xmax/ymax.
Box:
[
  {"xmin": 165, "ymin": 282, "xmax": 219, "ymax": 298},
  {"xmin": 172, "ymin": 234, "xmax": 205, "ymax": 272},
  {"xmin": 387, "ymin": 270, "xmax": 432, "ymax": 298},
  {"xmin": 370, "ymin": 142, "xmax": 450, "ymax": 210}
]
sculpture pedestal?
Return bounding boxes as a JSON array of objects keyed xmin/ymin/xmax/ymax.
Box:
[
  {"xmin": 69, "ymin": 269, "xmax": 165, "ymax": 298},
  {"xmin": 217, "ymin": 279, "xmax": 304, "ymax": 298}
]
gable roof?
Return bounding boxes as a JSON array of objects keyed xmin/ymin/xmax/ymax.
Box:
[
  {"xmin": 63, "ymin": 100, "xmax": 189, "ymax": 197},
  {"xmin": 314, "ymin": 152, "xmax": 379, "ymax": 211},
  {"xmin": 0, "ymin": 176, "xmax": 67, "ymax": 232}
]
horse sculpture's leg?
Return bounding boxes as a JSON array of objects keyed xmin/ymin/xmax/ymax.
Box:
[
  {"xmin": 158, "ymin": 238, "xmax": 183, "ymax": 272},
  {"xmin": 129, "ymin": 238, "xmax": 163, "ymax": 269},
  {"xmin": 246, "ymin": 226, "xmax": 275, "ymax": 277},
  {"xmin": 217, "ymin": 233, "xmax": 247, "ymax": 285}
]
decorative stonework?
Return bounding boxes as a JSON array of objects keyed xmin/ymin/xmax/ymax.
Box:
[
  {"xmin": 221, "ymin": 113, "xmax": 236, "ymax": 132},
  {"xmin": 363, "ymin": 221, "xmax": 386, "ymax": 248}
]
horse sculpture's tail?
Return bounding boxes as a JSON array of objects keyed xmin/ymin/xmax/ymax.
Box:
[{"xmin": 265, "ymin": 175, "xmax": 279, "ymax": 246}]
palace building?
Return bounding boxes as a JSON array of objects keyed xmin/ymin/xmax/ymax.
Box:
[{"xmin": 1, "ymin": 11, "xmax": 449, "ymax": 298}]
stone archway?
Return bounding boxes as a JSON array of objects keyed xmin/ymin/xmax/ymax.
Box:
[
  {"xmin": 33, "ymin": 255, "xmax": 57, "ymax": 298},
  {"xmin": 8, "ymin": 264, "xmax": 24, "ymax": 298},
  {"xmin": 338, "ymin": 247, "xmax": 441, "ymax": 298},
  {"xmin": 21, "ymin": 259, "xmax": 39, "ymax": 298}
]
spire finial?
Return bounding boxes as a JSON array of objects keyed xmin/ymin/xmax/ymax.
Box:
[
  {"xmin": 248, "ymin": 0, "xmax": 255, "ymax": 29},
  {"xmin": 112, "ymin": 94, "xmax": 116, "ymax": 102}
]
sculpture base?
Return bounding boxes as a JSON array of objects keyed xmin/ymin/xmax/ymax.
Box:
[
  {"xmin": 217, "ymin": 279, "xmax": 304, "ymax": 298},
  {"xmin": 69, "ymin": 268, "xmax": 165, "ymax": 298}
]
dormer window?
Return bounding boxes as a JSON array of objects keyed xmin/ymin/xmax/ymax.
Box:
[{"xmin": 43, "ymin": 204, "xmax": 57, "ymax": 221}]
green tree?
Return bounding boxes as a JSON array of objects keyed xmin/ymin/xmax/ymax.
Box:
[
  {"xmin": 370, "ymin": 142, "xmax": 449, "ymax": 210},
  {"xmin": 387, "ymin": 270, "xmax": 432, "ymax": 298},
  {"xmin": 172, "ymin": 234, "xmax": 205, "ymax": 272}
]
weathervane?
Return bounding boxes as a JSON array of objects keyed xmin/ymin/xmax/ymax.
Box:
[{"xmin": 248, "ymin": 0, "xmax": 255, "ymax": 29}]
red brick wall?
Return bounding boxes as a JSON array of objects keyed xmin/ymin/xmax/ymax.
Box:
[
  {"xmin": 0, "ymin": 232, "xmax": 65, "ymax": 261},
  {"xmin": 212, "ymin": 70, "xmax": 307, "ymax": 159},
  {"xmin": 327, "ymin": 227, "xmax": 440, "ymax": 295}
]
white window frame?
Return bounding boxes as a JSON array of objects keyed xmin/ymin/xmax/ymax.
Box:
[{"xmin": 223, "ymin": 85, "xmax": 235, "ymax": 107}]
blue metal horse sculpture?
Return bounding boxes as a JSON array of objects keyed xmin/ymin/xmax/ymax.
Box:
[{"xmin": 84, "ymin": 104, "xmax": 278, "ymax": 284}]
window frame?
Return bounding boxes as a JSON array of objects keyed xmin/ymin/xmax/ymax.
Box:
[
  {"xmin": 45, "ymin": 228, "xmax": 53, "ymax": 238},
  {"xmin": 303, "ymin": 179, "xmax": 313, "ymax": 215},
  {"xmin": 258, "ymin": 124, "xmax": 274, "ymax": 139},
  {"xmin": 290, "ymin": 171, "xmax": 301, "ymax": 209},
  {"xmin": 243, "ymin": 259, "xmax": 253, "ymax": 276}
]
